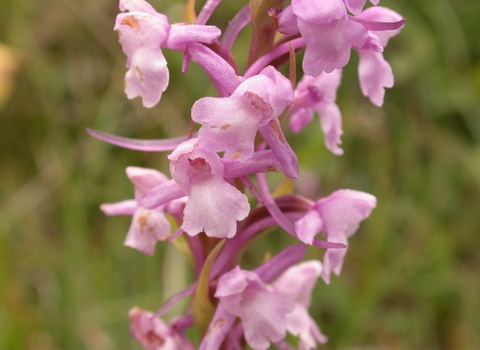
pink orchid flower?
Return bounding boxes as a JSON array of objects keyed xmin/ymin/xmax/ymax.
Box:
[
  {"xmin": 294, "ymin": 189, "xmax": 376, "ymax": 283},
  {"xmin": 100, "ymin": 167, "xmax": 174, "ymax": 256},
  {"xmin": 115, "ymin": 0, "xmax": 221, "ymax": 107},
  {"xmin": 289, "ymin": 70, "xmax": 344, "ymax": 155}
]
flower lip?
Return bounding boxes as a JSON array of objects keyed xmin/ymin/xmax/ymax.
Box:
[{"xmin": 187, "ymin": 157, "xmax": 212, "ymax": 177}]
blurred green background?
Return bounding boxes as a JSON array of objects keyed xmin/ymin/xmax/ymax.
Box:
[{"xmin": 1, "ymin": 0, "xmax": 479, "ymax": 349}]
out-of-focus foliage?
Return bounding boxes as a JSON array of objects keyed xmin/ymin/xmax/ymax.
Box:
[
  {"xmin": 0, "ymin": 44, "xmax": 18, "ymax": 110},
  {"xmin": 0, "ymin": 0, "xmax": 479, "ymax": 349}
]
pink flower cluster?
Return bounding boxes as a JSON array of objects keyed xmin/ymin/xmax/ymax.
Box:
[{"xmin": 90, "ymin": 0, "xmax": 404, "ymax": 349}]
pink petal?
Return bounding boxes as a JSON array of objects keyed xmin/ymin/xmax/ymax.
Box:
[
  {"xmin": 289, "ymin": 108, "xmax": 315, "ymax": 133},
  {"xmin": 187, "ymin": 43, "xmax": 244, "ymax": 96},
  {"xmin": 317, "ymin": 102, "xmax": 344, "ymax": 155},
  {"xmin": 295, "ymin": 210, "xmax": 323, "ymax": 245},
  {"xmin": 182, "ymin": 175, "xmax": 249, "ymax": 238},
  {"xmin": 259, "ymin": 119, "xmax": 299, "ymax": 179},
  {"xmin": 289, "ymin": 70, "xmax": 341, "ymax": 115},
  {"xmin": 288, "ymin": 71, "xmax": 345, "ymax": 152},
  {"xmin": 356, "ymin": 6, "xmax": 405, "ymax": 47},
  {"xmin": 140, "ymin": 179, "xmax": 186, "ymax": 210},
  {"xmin": 129, "ymin": 307, "xmax": 173, "ymax": 350},
  {"xmin": 192, "ymin": 96, "xmax": 263, "ymax": 160},
  {"xmin": 168, "ymin": 139, "xmax": 224, "ymax": 190},
  {"xmin": 192, "ymin": 67, "xmax": 293, "ymax": 160},
  {"xmin": 253, "ymin": 66, "xmax": 295, "ymax": 116},
  {"xmin": 292, "ymin": 0, "xmax": 346, "ymax": 29},
  {"xmin": 124, "ymin": 208, "xmax": 171, "ymax": 255},
  {"xmin": 216, "ymin": 267, "xmax": 295, "ymax": 350},
  {"xmin": 344, "ymin": 0, "xmax": 368, "ymax": 16},
  {"xmin": 286, "ymin": 305, "xmax": 327, "ymax": 350},
  {"xmin": 315, "ymin": 189, "xmax": 376, "ymax": 282},
  {"xmin": 222, "ymin": 150, "xmax": 282, "ymax": 178},
  {"xmin": 302, "ymin": 16, "xmax": 367, "ymax": 75},
  {"xmin": 316, "ymin": 189, "xmax": 376, "ymax": 238},
  {"xmin": 274, "ymin": 261, "xmax": 322, "ymax": 308},
  {"xmin": 215, "ymin": 266, "xmax": 251, "ymax": 298},
  {"xmin": 115, "ymin": 12, "xmax": 169, "ymax": 55},
  {"xmin": 129, "ymin": 307, "xmax": 194, "ymax": 350},
  {"xmin": 166, "ymin": 24, "xmax": 221, "ymax": 50},
  {"xmin": 241, "ymin": 288, "xmax": 293, "ymax": 350},
  {"xmin": 321, "ymin": 234, "xmax": 348, "ymax": 284},
  {"xmin": 199, "ymin": 305, "xmax": 236, "ymax": 350},
  {"xmin": 124, "ymin": 46, "xmax": 169, "ymax": 108},
  {"xmin": 126, "ymin": 166, "xmax": 169, "ymax": 200},
  {"xmin": 360, "ymin": 33, "xmax": 384, "ymax": 52},
  {"xmin": 100, "ymin": 199, "xmax": 137, "ymax": 216},
  {"xmin": 274, "ymin": 261, "xmax": 328, "ymax": 350},
  {"xmin": 357, "ymin": 49, "xmax": 393, "ymax": 107},
  {"xmin": 275, "ymin": 5, "xmax": 298, "ymax": 35},
  {"xmin": 167, "ymin": 140, "xmax": 250, "ymax": 239},
  {"xmin": 119, "ymin": 0, "xmax": 162, "ymax": 16},
  {"xmin": 86, "ymin": 128, "xmax": 190, "ymax": 152},
  {"xmin": 230, "ymin": 67, "xmax": 294, "ymax": 117},
  {"xmin": 350, "ymin": 16, "xmax": 406, "ymax": 33}
]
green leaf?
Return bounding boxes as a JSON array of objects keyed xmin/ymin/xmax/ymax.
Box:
[
  {"xmin": 191, "ymin": 238, "xmax": 226, "ymax": 337},
  {"xmin": 272, "ymin": 177, "xmax": 293, "ymax": 198},
  {"xmin": 168, "ymin": 214, "xmax": 194, "ymax": 267}
]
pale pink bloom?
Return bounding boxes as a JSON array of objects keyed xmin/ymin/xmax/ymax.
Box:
[
  {"xmin": 355, "ymin": 7, "xmax": 405, "ymax": 106},
  {"xmin": 289, "ymin": 70, "xmax": 344, "ymax": 155},
  {"xmin": 215, "ymin": 259, "xmax": 327, "ymax": 350},
  {"xmin": 192, "ymin": 66, "xmax": 294, "ymax": 161},
  {"xmin": 192, "ymin": 66, "xmax": 298, "ymax": 178},
  {"xmin": 277, "ymin": 0, "xmax": 368, "ymax": 75},
  {"xmin": 357, "ymin": 49, "xmax": 393, "ymax": 106},
  {"xmin": 294, "ymin": 190, "xmax": 377, "ymax": 283},
  {"xmin": 115, "ymin": 0, "xmax": 221, "ymax": 107},
  {"xmin": 168, "ymin": 139, "xmax": 250, "ymax": 239},
  {"xmin": 200, "ymin": 245, "xmax": 307, "ymax": 350},
  {"xmin": 275, "ymin": 0, "xmax": 404, "ymax": 84},
  {"xmin": 100, "ymin": 167, "xmax": 172, "ymax": 256},
  {"xmin": 274, "ymin": 261, "xmax": 328, "ymax": 350},
  {"xmin": 215, "ymin": 266, "xmax": 295, "ymax": 350},
  {"xmin": 129, "ymin": 308, "xmax": 195, "ymax": 350}
]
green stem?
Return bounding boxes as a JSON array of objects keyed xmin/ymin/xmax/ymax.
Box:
[{"xmin": 246, "ymin": 0, "xmax": 284, "ymax": 69}]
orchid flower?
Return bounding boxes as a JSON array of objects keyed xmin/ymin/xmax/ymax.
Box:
[
  {"xmin": 192, "ymin": 66, "xmax": 294, "ymax": 157},
  {"xmin": 100, "ymin": 167, "xmax": 174, "ymax": 256},
  {"xmin": 354, "ymin": 6, "xmax": 406, "ymax": 106},
  {"xmin": 294, "ymin": 189, "xmax": 377, "ymax": 283},
  {"xmin": 129, "ymin": 308, "xmax": 195, "ymax": 350},
  {"xmin": 273, "ymin": 261, "xmax": 328, "ymax": 350},
  {"xmin": 115, "ymin": 0, "xmax": 221, "ymax": 107},
  {"xmin": 288, "ymin": 70, "xmax": 344, "ymax": 155},
  {"xmin": 276, "ymin": 0, "xmax": 368, "ymax": 75},
  {"xmin": 168, "ymin": 139, "xmax": 250, "ymax": 239},
  {"xmin": 274, "ymin": 0, "xmax": 405, "ymax": 80},
  {"xmin": 215, "ymin": 266, "xmax": 295, "ymax": 350},
  {"xmin": 215, "ymin": 260, "xmax": 327, "ymax": 350}
]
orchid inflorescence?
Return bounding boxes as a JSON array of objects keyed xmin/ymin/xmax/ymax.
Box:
[{"xmin": 90, "ymin": 0, "xmax": 405, "ymax": 349}]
